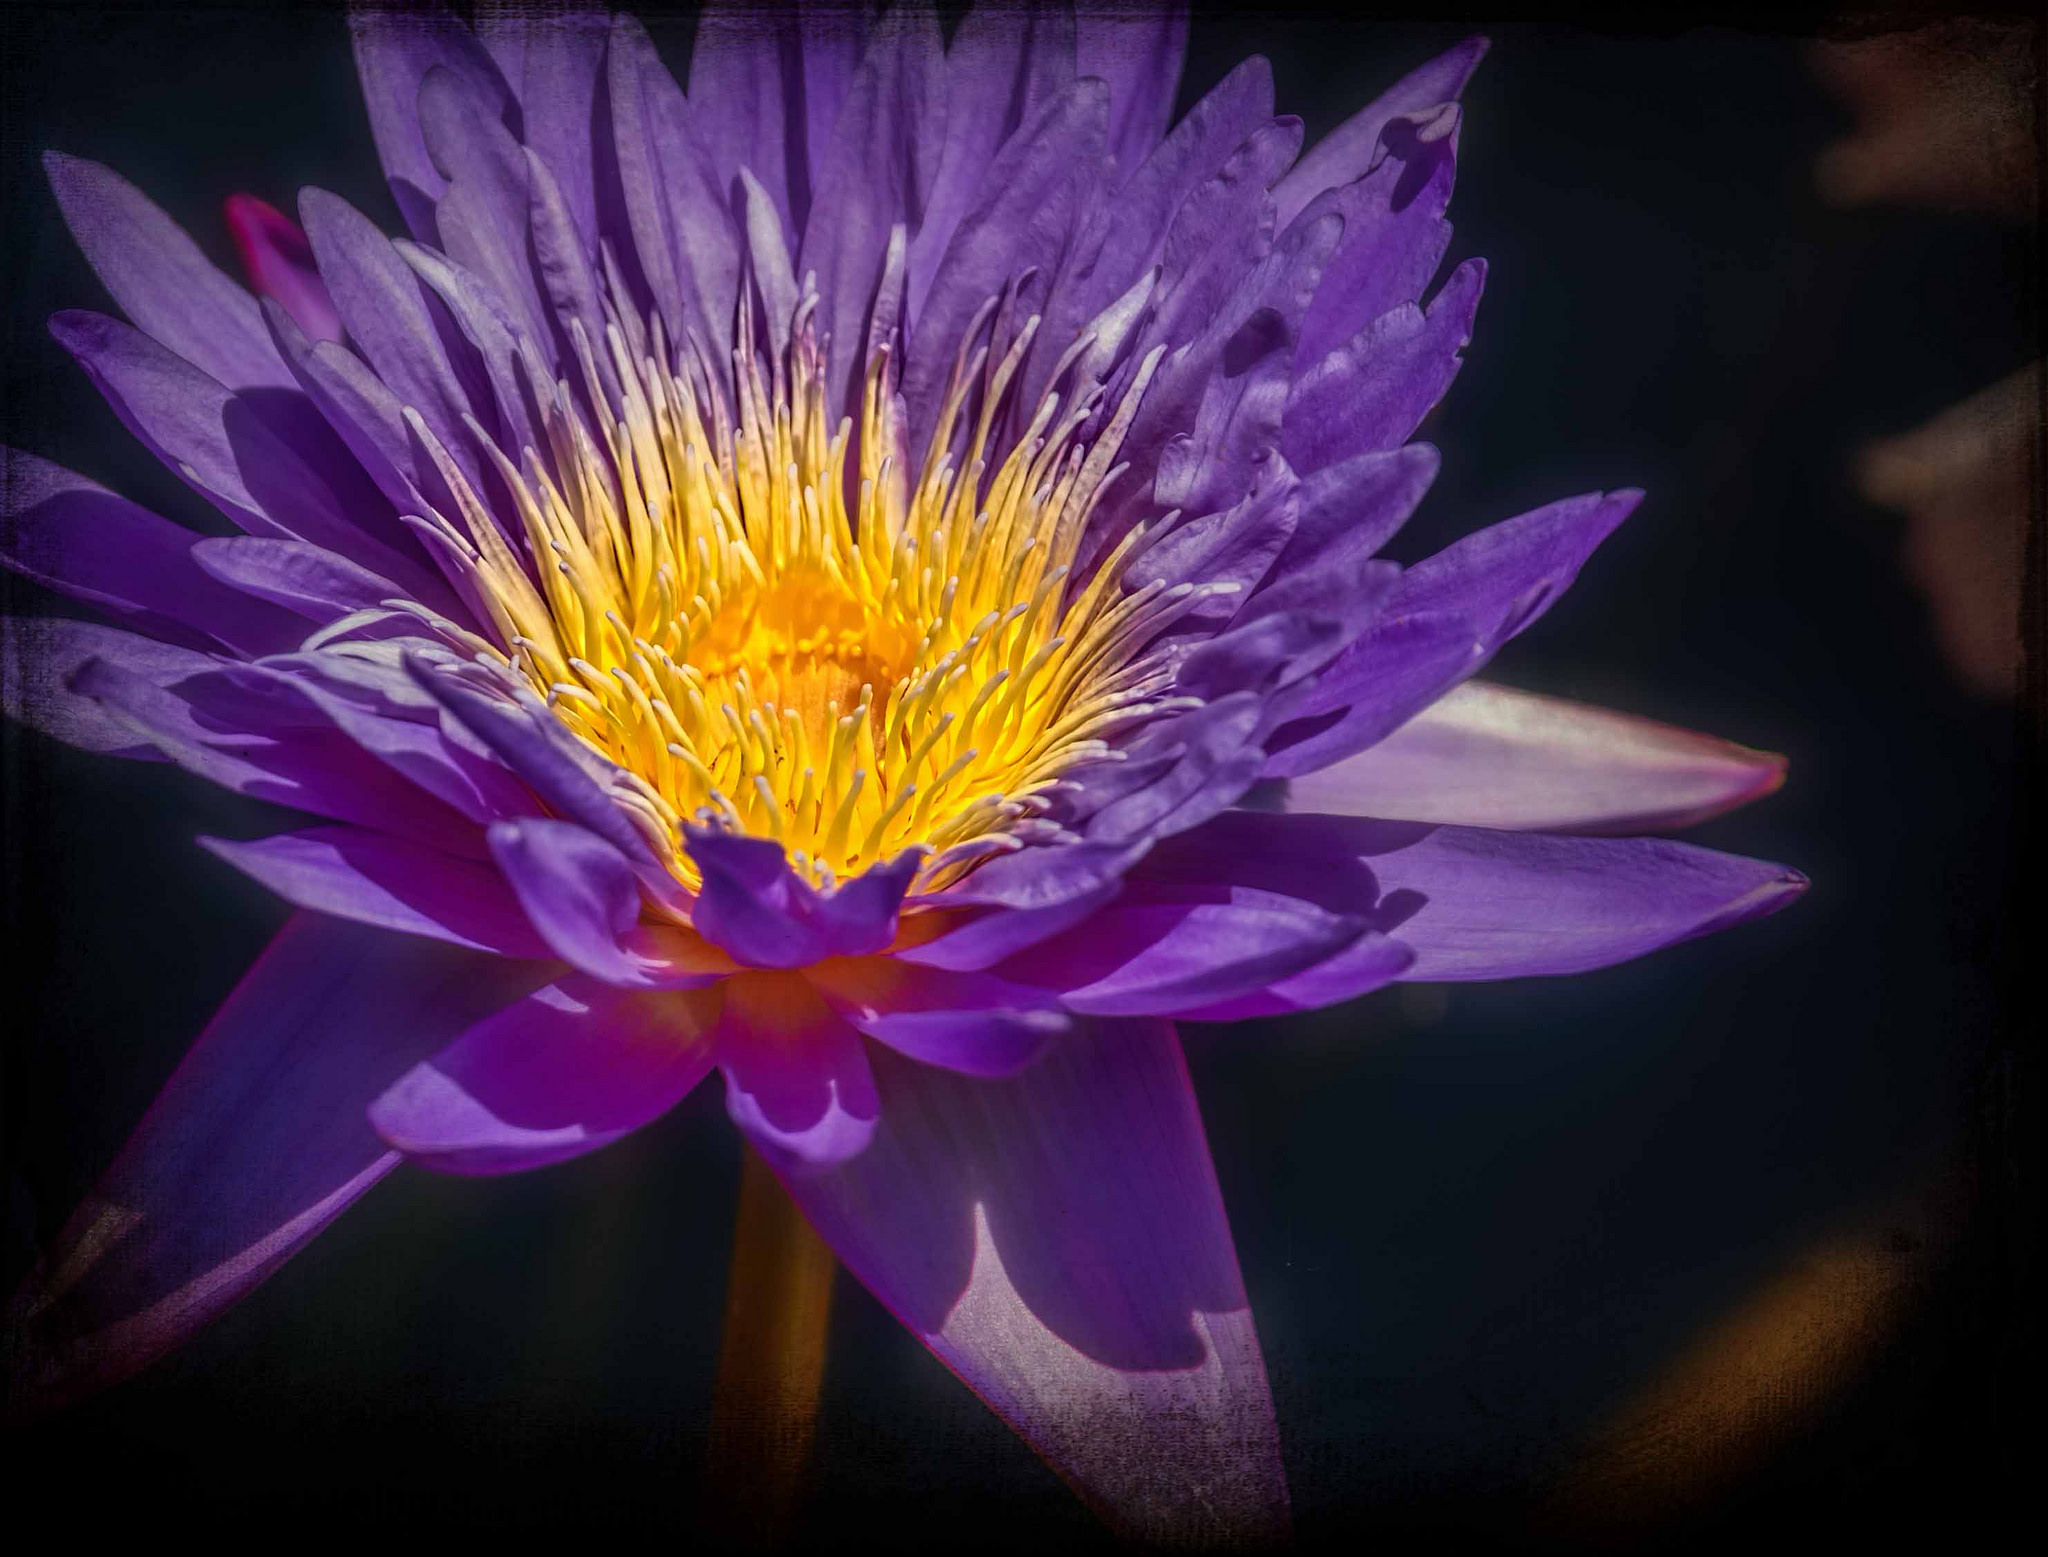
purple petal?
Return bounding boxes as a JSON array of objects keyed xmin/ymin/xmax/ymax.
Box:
[
  {"xmin": 1171, "ymin": 931, "xmax": 1416, "ymax": 1020},
  {"xmin": 348, "ymin": 0, "xmax": 515, "ymax": 240},
  {"xmin": 189, "ymin": 536, "xmax": 410, "ymax": 624},
  {"xmin": 45, "ymin": 152, "xmax": 291, "ymax": 391},
  {"xmin": 1076, "ymin": 2, "xmax": 1189, "ymax": 184},
  {"xmin": 1032, "ymin": 55, "xmax": 1273, "ymax": 386},
  {"xmin": 416, "ymin": 65, "xmax": 551, "ymax": 355},
  {"xmin": 369, "ymin": 974, "xmax": 719, "ymax": 1175},
  {"xmin": 806, "ymin": 959, "xmax": 1070, "ymax": 1076},
  {"xmin": 1387, "ymin": 486, "xmax": 1642, "ymax": 635},
  {"xmin": 487, "ymin": 817, "xmax": 664, "ymax": 986},
  {"xmin": 474, "ymin": 2, "xmax": 609, "ymax": 246},
  {"xmin": 1282, "ymin": 679, "xmax": 1790, "ymax": 833},
  {"xmin": 224, "ymin": 193, "xmax": 344, "ymax": 345},
  {"xmin": 1, "ymin": 617, "xmax": 208, "ymax": 759},
  {"xmin": 1265, "ymin": 488, "xmax": 1643, "ymax": 778},
  {"xmin": 226, "ymin": 652, "xmax": 536, "ymax": 829},
  {"xmin": 896, "ymin": 886, "xmax": 1120, "ymax": 972},
  {"xmin": 1294, "ymin": 103, "xmax": 1461, "ymax": 368},
  {"xmin": 604, "ymin": 14, "xmax": 741, "ymax": 368},
  {"xmin": 297, "ymin": 189, "xmax": 479, "ymax": 485},
  {"xmin": 793, "ymin": 3, "xmax": 864, "ymax": 210},
  {"xmin": 684, "ymin": 827, "xmax": 828, "ymax": 969},
  {"xmin": 48, "ymin": 309, "xmax": 434, "ymax": 591},
  {"xmin": 2, "ymin": 450, "xmax": 301, "ymax": 654},
  {"xmin": 201, "ymin": 825, "xmax": 550, "ymax": 957},
  {"xmin": 1141, "ymin": 810, "xmax": 1807, "ymax": 981},
  {"xmin": 1271, "ymin": 35, "xmax": 1487, "ymax": 230},
  {"xmin": 8, "ymin": 914, "xmax": 547, "ymax": 1415},
  {"xmin": 411, "ymin": 654, "xmax": 656, "ymax": 865},
  {"xmin": 1250, "ymin": 443, "xmax": 1440, "ymax": 616},
  {"xmin": 906, "ymin": 76, "xmax": 1106, "ymax": 460},
  {"xmin": 1280, "ymin": 256, "xmax": 1485, "ymax": 473},
  {"xmin": 687, "ymin": 1, "xmax": 800, "ymax": 232},
  {"xmin": 907, "ymin": 4, "xmax": 1077, "ymax": 319},
  {"xmin": 715, "ymin": 973, "xmax": 880, "ymax": 1173},
  {"xmin": 775, "ymin": 1023, "xmax": 1287, "ymax": 1545},
  {"xmin": 997, "ymin": 882, "xmax": 1368, "ymax": 1017},
  {"xmin": 797, "ymin": 4, "xmax": 945, "ymax": 421},
  {"xmin": 68, "ymin": 652, "xmax": 486, "ymax": 854},
  {"xmin": 1259, "ymin": 609, "xmax": 1489, "ymax": 780}
]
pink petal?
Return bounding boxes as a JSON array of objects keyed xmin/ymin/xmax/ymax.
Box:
[{"xmin": 223, "ymin": 193, "xmax": 344, "ymax": 344}]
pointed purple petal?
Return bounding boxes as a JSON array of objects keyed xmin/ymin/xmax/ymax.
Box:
[
  {"xmin": 45, "ymin": 152, "xmax": 292, "ymax": 391},
  {"xmin": 8, "ymin": 915, "xmax": 546, "ymax": 1414},
  {"xmin": 201, "ymin": 825, "xmax": 549, "ymax": 957},
  {"xmin": 798, "ymin": 4, "xmax": 945, "ymax": 421},
  {"xmin": 474, "ymin": 2, "xmax": 608, "ymax": 243},
  {"xmin": 348, "ymin": 0, "xmax": 515, "ymax": 240},
  {"xmin": 2, "ymin": 450, "xmax": 301, "ymax": 654},
  {"xmin": 1076, "ymin": 2, "xmax": 1189, "ymax": 184},
  {"xmin": 997, "ymin": 882, "xmax": 1368, "ymax": 1017},
  {"xmin": 806, "ymin": 959, "xmax": 1070, "ymax": 1077},
  {"xmin": 1271, "ymin": 36, "xmax": 1487, "ymax": 230},
  {"xmin": 776, "ymin": 1022, "xmax": 1288, "ymax": 1544},
  {"xmin": 1141, "ymin": 810, "xmax": 1806, "ymax": 981},
  {"xmin": 369, "ymin": 975, "xmax": 718, "ymax": 1175},
  {"xmin": 1283, "ymin": 680, "xmax": 1790, "ymax": 833},
  {"xmin": 1, "ymin": 617, "xmax": 207, "ymax": 759}
]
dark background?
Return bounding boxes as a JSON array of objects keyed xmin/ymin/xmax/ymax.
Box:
[{"xmin": 2, "ymin": 3, "xmax": 2036, "ymax": 1549}]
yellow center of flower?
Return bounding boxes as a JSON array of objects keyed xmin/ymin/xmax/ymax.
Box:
[{"xmin": 407, "ymin": 275, "xmax": 1223, "ymax": 892}]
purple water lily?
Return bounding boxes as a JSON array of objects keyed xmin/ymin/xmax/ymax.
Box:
[{"xmin": 3, "ymin": 2, "xmax": 1804, "ymax": 1542}]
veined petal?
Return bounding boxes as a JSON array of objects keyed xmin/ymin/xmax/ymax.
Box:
[
  {"xmin": 7, "ymin": 914, "xmax": 548, "ymax": 1415},
  {"xmin": 473, "ymin": 0, "xmax": 608, "ymax": 242},
  {"xmin": 1281, "ymin": 679, "xmax": 1789, "ymax": 833},
  {"xmin": 1264, "ymin": 488, "xmax": 1643, "ymax": 778},
  {"xmin": 798, "ymin": 2, "xmax": 945, "ymax": 419},
  {"xmin": 369, "ymin": 974, "xmax": 718, "ymax": 1175},
  {"xmin": 776, "ymin": 1023, "xmax": 1287, "ymax": 1545}
]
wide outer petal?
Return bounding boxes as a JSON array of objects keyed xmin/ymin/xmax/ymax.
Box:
[
  {"xmin": 369, "ymin": 975, "xmax": 719, "ymax": 1174},
  {"xmin": 2, "ymin": 449, "xmax": 302, "ymax": 655},
  {"xmin": 1282, "ymin": 679, "xmax": 1789, "ymax": 833},
  {"xmin": 1139, "ymin": 810, "xmax": 1806, "ymax": 981},
  {"xmin": 7, "ymin": 915, "xmax": 549, "ymax": 1416},
  {"xmin": 775, "ymin": 1022, "xmax": 1288, "ymax": 1545},
  {"xmin": 201, "ymin": 825, "xmax": 551, "ymax": 958}
]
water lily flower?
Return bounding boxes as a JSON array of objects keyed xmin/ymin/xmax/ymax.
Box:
[{"xmin": 3, "ymin": 3, "xmax": 1805, "ymax": 1542}]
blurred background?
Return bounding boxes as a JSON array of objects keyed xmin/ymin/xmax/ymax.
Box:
[{"xmin": 3, "ymin": 3, "xmax": 2036, "ymax": 1549}]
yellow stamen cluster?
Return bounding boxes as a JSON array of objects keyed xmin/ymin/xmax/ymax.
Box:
[{"xmin": 411, "ymin": 272, "xmax": 1221, "ymax": 892}]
